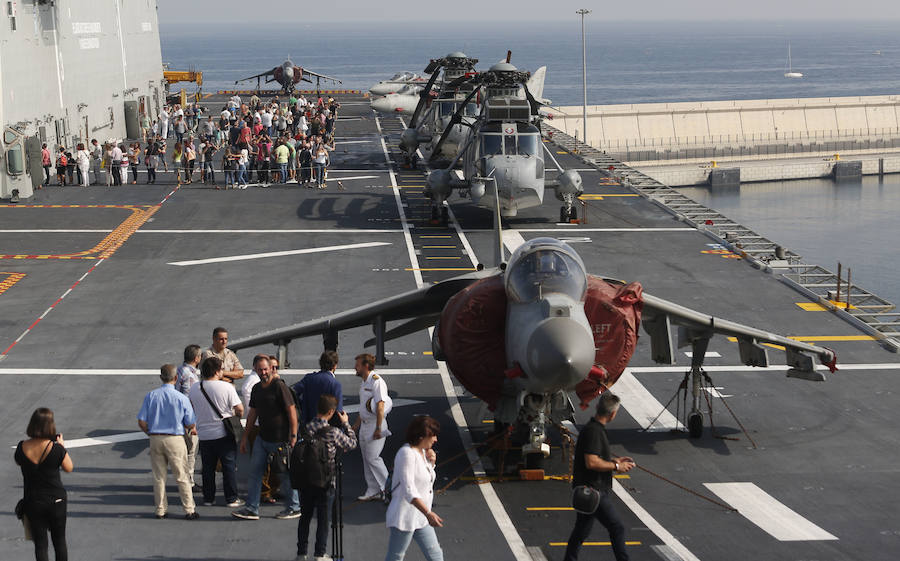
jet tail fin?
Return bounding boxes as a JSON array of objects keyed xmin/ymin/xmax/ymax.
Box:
[{"xmin": 527, "ymin": 66, "xmax": 547, "ymax": 102}]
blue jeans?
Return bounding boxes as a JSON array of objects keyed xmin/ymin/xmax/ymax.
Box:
[
  {"xmin": 199, "ymin": 435, "xmax": 238, "ymax": 503},
  {"xmin": 203, "ymin": 161, "xmax": 215, "ymax": 183},
  {"xmin": 563, "ymin": 490, "xmax": 629, "ymax": 561},
  {"xmin": 224, "ymin": 169, "xmax": 234, "ymax": 186},
  {"xmin": 385, "ymin": 525, "xmax": 443, "ymax": 561},
  {"xmin": 246, "ymin": 438, "xmax": 299, "ymax": 514},
  {"xmin": 314, "ymin": 162, "xmax": 325, "ymax": 185},
  {"xmin": 237, "ymin": 164, "xmax": 247, "ymax": 185},
  {"xmin": 297, "ymin": 486, "xmax": 334, "ymax": 557}
]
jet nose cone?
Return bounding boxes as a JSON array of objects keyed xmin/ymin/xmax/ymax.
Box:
[
  {"xmin": 370, "ymin": 96, "xmax": 393, "ymax": 114},
  {"xmin": 525, "ymin": 317, "xmax": 595, "ymax": 393},
  {"xmin": 369, "ymin": 84, "xmax": 394, "ymax": 96}
]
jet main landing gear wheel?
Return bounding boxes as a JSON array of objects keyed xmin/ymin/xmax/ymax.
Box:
[{"xmin": 688, "ymin": 412, "xmax": 703, "ymax": 438}]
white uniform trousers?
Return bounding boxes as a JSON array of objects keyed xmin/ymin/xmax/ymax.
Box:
[{"xmin": 360, "ymin": 422, "xmax": 389, "ymax": 496}]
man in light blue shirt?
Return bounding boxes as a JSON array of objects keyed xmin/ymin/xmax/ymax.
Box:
[{"xmin": 137, "ymin": 364, "xmax": 199, "ymax": 519}]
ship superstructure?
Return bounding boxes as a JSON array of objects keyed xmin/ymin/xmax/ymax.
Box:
[{"xmin": 0, "ymin": 0, "xmax": 164, "ymax": 199}]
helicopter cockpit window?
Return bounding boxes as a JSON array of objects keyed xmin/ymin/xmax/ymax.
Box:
[
  {"xmin": 517, "ymin": 134, "xmax": 539, "ymax": 156},
  {"xmin": 465, "ymin": 103, "xmax": 478, "ymax": 116},
  {"xmin": 506, "ymin": 249, "xmax": 588, "ymax": 303},
  {"xmin": 440, "ymin": 102, "xmax": 456, "ymax": 117},
  {"xmin": 481, "ymin": 134, "xmax": 503, "ymax": 156},
  {"xmin": 504, "ymin": 135, "xmax": 516, "ymax": 155}
]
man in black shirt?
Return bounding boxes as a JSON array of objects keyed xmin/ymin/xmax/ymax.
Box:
[
  {"xmin": 564, "ymin": 392, "xmax": 635, "ymax": 561},
  {"xmin": 232, "ymin": 356, "xmax": 301, "ymax": 520}
]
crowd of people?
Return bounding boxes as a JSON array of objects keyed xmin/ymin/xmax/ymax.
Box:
[
  {"xmin": 15, "ymin": 325, "xmax": 634, "ymax": 561},
  {"xmin": 38, "ymin": 93, "xmax": 340, "ymax": 191}
]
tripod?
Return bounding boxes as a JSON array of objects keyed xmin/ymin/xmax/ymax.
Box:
[{"xmin": 331, "ymin": 458, "xmax": 344, "ymax": 561}]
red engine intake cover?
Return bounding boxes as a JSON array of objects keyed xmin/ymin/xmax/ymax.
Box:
[
  {"xmin": 437, "ymin": 275, "xmax": 644, "ymax": 411},
  {"xmin": 575, "ymin": 277, "xmax": 643, "ymax": 409}
]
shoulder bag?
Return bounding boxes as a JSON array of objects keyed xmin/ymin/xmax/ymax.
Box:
[{"xmin": 200, "ymin": 381, "xmax": 243, "ymax": 444}]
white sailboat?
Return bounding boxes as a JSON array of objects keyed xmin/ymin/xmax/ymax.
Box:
[{"xmin": 784, "ymin": 43, "xmax": 803, "ymax": 78}]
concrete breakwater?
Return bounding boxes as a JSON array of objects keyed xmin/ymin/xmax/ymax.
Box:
[
  {"xmin": 635, "ymin": 153, "xmax": 900, "ymax": 187},
  {"xmin": 549, "ymin": 95, "xmax": 900, "ymax": 164}
]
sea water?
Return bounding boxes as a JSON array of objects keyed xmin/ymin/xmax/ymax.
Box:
[{"xmin": 160, "ymin": 21, "xmax": 900, "ymax": 304}]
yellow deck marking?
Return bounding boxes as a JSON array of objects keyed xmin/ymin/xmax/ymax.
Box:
[
  {"xmin": 0, "ymin": 272, "xmax": 27, "ymax": 296},
  {"xmin": 579, "ymin": 194, "xmax": 640, "ymax": 200},
  {"xmin": 549, "ymin": 542, "xmax": 642, "ymax": 547},
  {"xmin": 796, "ymin": 301, "xmax": 857, "ymax": 311},
  {"xmin": 405, "ymin": 267, "xmax": 477, "ymax": 271},
  {"xmin": 727, "ymin": 335, "xmax": 875, "ymax": 343},
  {"xmin": 423, "ymin": 351, "xmax": 433, "ymax": 355},
  {"xmin": 0, "ymin": 205, "xmax": 157, "ymax": 260},
  {"xmin": 556, "ymin": 151, "xmax": 568, "ymax": 154}
]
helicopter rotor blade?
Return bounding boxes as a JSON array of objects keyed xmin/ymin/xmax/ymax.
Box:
[
  {"xmin": 429, "ymin": 86, "xmax": 482, "ymax": 162},
  {"xmin": 409, "ymin": 69, "xmax": 442, "ymax": 128}
]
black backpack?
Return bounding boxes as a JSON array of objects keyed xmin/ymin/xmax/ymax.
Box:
[{"xmin": 290, "ymin": 427, "xmax": 334, "ymax": 490}]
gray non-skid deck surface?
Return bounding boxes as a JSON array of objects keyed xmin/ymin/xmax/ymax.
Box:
[{"xmin": 1, "ymin": 96, "xmax": 899, "ymax": 560}]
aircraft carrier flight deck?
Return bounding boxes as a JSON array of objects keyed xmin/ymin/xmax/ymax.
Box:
[{"xmin": 2, "ymin": 92, "xmax": 900, "ymax": 561}]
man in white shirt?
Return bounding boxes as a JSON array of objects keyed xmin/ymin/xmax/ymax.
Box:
[
  {"xmin": 189, "ymin": 356, "xmax": 244, "ymax": 507},
  {"xmin": 352, "ymin": 353, "xmax": 392, "ymax": 501}
]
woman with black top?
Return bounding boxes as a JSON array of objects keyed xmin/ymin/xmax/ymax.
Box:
[{"xmin": 15, "ymin": 408, "xmax": 74, "ymax": 561}]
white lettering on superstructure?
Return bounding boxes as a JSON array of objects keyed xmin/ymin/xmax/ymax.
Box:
[
  {"xmin": 79, "ymin": 38, "xmax": 99, "ymax": 50},
  {"xmin": 141, "ymin": 22, "xmax": 152, "ymax": 32},
  {"xmin": 71, "ymin": 22, "xmax": 101, "ymax": 34}
]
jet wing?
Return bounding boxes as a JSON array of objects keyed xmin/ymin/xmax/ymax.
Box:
[
  {"xmin": 641, "ymin": 292, "xmax": 838, "ymax": 379},
  {"xmin": 234, "ymin": 69, "xmax": 275, "ymax": 84},
  {"xmin": 301, "ymin": 69, "xmax": 343, "ymax": 85},
  {"xmin": 228, "ymin": 270, "xmax": 496, "ymax": 352}
]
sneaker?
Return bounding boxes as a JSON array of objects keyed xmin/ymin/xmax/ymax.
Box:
[
  {"xmin": 313, "ymin": 555, "xmax": 332, "ymax": 561},
  {"xmin": 294, "ymin": 556, "xmax": 308, "ymax": 561},
  {"xmin": 155, "ymin": 512, "xmax": 168, "ymax": 519},
  {"xmin": 185, "ymin": 512, "xmax": 200, "ymax": 520},
  {"xmin": 202, "ymin": 501, "xmax": 215, "ymax": 507},
  {"xmin": 357, "ymin": 492, "xmax": 382, "ymax": 502},
  {"xmin": 225, "ymin": 498, "xmax": 245, "ymax": 508},
  {"xmin": 275, "ymin": 508, "xmax": 302, "ymax": 520},
  {"xmin": 231, "ymin": 507, "xmax": 260, "ymax": 520}
]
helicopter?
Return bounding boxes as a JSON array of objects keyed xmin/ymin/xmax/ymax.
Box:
[
  {"xmin": 423, "ymin": 61, "xmax": 583, "ymax": 224},
  {"xmin": 369, "ymin": 71, "xmax": 428, "ymax": 96},
  {"xmin": 393, "ymin": 52, "xmax": 481, "ymax": 167},
  {"xmin": 235, "ymin": 59, "xmax": 341, "ymax": 95}
]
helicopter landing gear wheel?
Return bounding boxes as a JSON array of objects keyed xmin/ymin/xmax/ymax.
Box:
[
  {"xmin": 524, "ymin": 452, "xmax": 545, "ymax": 470},
  {"xmin": 688, "ymin": 412, "xmax": 703, "ymax": 438},
  {"xmin": 560, "ymin": 205, "xmax": 577, "ymax": 222}
]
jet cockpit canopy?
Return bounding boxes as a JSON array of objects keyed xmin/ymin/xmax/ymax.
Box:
[{"xmin": 505, "ymin": 238, "xmax": 588, "ymax": 303}]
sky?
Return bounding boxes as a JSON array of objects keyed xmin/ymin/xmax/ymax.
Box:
[{"xmin": 156, "ymin": 0, "xmax": 900, "ymax": 24}]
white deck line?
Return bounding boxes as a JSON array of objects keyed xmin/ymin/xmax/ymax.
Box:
[
  {"xmin": 703, "ymin": 482, "xmax": 839, "ymax": 541},
  {"xmin": 388, "ymin": 116, "xmax": 531, "ymax": 561},
  {"xmin": 139, "ymin": 229, "xmax": 402, "ymax": 234},
  {"xmin": 464, "ymin": 227, "xmax": 695, "ymax": 233},
  {"xmin": 32, "ymin": 399, "xmax": 427, "ymax": 450},
  {"xmin": 615, "ymin": 370, "xmax": 683, "ymax": 431},
  {"xmin": 0, "ymin": 368, "xmax": 442, "ymax": 376},
  {"xmin": 167, "ymin": 241, "xmax": 391, "ymax": 266},
  {"xmin": 377, "ymin": 115, "xmax": 423, "ymax": 290},
  {"xmin": 614, "ymin": 480, "xmax": 702, "ymax": 561}
]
